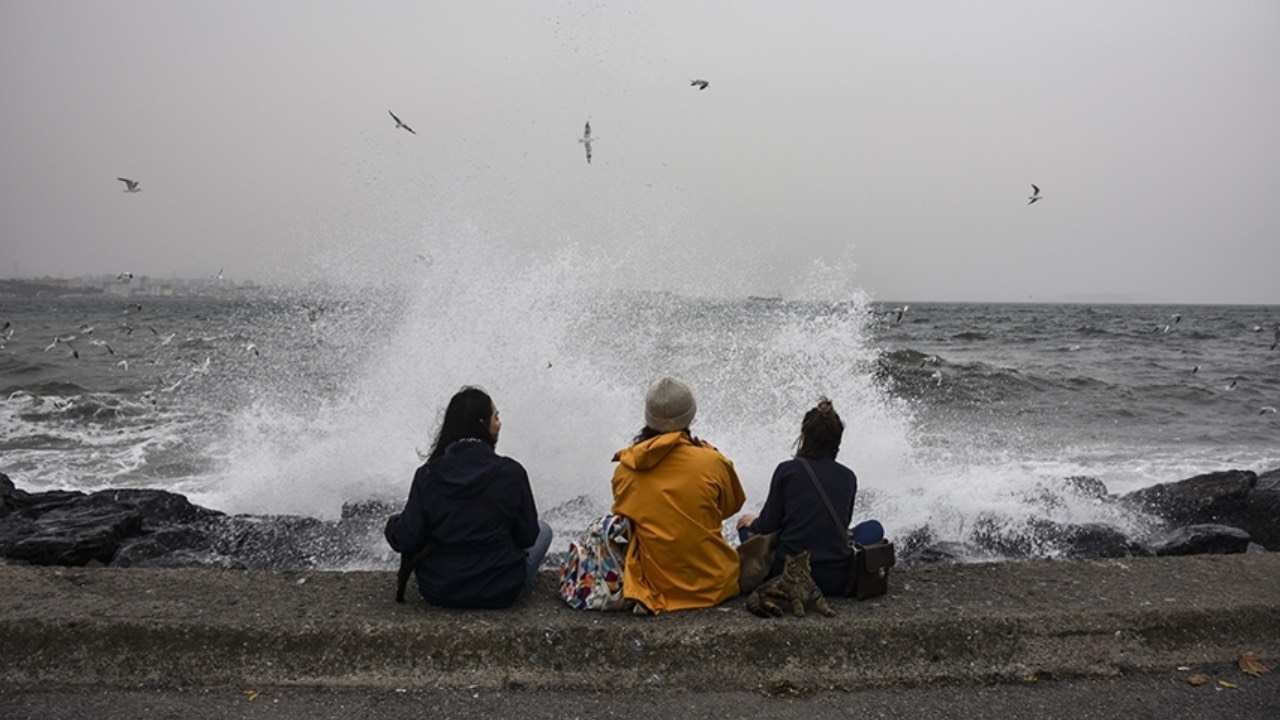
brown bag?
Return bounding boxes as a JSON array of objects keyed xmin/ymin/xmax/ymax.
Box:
[
  {"xmin": 845, "ymin": 540, "xmax": 895, "ymax": 600},
  {"xmin": 737, "ymin": 531, "xmax": 779, "ymax": 594}
]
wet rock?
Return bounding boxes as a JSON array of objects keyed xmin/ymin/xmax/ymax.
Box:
[
  {"xmin": 1122, "ymin": 469, "xmax": 1279, "ymax": 550},
  {"xmin": 112, "ymin": 521, "xmax": 227, "ymax": 568},
  {"xmin": 894, "ymin": 526, "xmax": 936, "ymax": 563},
  {"xmin": 1122, "ymin": 469, "xmax": 1255, "ymax": 519},
  {"xmin": 1062, "ymin": 476, "xmax": 1109, "ymax": 500},
  {"xmin": 908, "ymin": 541, "xmax": 974, "ymax": 565},
  {"xmin": 971, "ymin": 515, "xmax": 1148, "ymax": 560},
  {"xmin": 340, "ymin": 498, "xmax": 400, "ymax": 525},
  {"xmin": 7, "ymin": 499, "xmax": 144, "ymax": 565},
  {"xmin": 0, "ymin": 472, "xmax": 15, "ymax": 512},
  {"xmin": 1058, "ymin": 523, "xmax": 1152, "ymax": 559},
  {"xmin": 1150, "ymin": 524, "xmax": 1252, "ymax": 556}
]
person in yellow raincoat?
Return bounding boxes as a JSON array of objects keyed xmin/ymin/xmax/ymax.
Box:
[{"xmin": 611, "ymin": 376, "xmax": 745, "ymax": 614}]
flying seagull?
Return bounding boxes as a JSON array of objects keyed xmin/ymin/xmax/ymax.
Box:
[
  {"xmin": 579, "ymin": 121, "xmax": 594, "ymax": 164},
  {"xmin": 690, "ymin": 79, "xmax": 709, "ymax": 90},
  {"xmin": 388, "ymin": 110, "xmax": 416, "ymax": 135},
  {"xmin": 117, "ymin": 272, "xmax": 133, "ymax": 281},
  {"xmin": 1027, "ymin": 184, "xmax": 1042, "ymax": 205},
  {"xmin": 117, "ymin": 177, "xmax": 141, "ymax": 193}
]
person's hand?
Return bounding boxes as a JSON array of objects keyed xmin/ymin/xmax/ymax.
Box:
[{"xmin": 736, "ymin": 513, "xmax": 758, "ymax": 530}]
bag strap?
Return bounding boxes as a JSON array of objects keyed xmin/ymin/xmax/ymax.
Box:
[{"xmin": 797, "ymin": 457, "xmax": 848, "ymax": 545}]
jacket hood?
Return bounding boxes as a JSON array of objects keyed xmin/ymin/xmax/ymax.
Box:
[
  {"xmin": 613, "ymin": 431, "xmax": 689, "ymax": 471},
  {"xmin": 427, "ymin": 440, "xmax": 506, "ymax": 497}
]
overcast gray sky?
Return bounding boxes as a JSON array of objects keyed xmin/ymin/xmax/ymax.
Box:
[{"xmin": 2, "ymin": 1, "xmax": 1277, "ymax": 304}]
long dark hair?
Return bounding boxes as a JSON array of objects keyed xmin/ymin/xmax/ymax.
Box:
[
  {"xmin": 427, "ymin": 386, "xmax": 494, "ymax": 463},
  {"xmin": 632, "ymin": 426, "xmax": 678, "ymax": 444},
  {"xmin": 795, "ymin": 396, "xmax": 844, "ymax": 459}
]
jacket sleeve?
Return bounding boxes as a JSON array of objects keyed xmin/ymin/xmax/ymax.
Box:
[
  {"xmin": 749, "ymin": 462, "xmax": 789, "ymax": 534},
  {"xmin": 508, "ymin": 461, "xmax": 540, "ymax": 549},
  {"xmin": 385, "ymin": 467, "xmax": 431, "ymax": 554},
  {"xmin": 717, "ymin": 457, "xmax": 746, "ymax": 519}
]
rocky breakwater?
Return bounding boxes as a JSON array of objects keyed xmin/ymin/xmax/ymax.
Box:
[
  {"xmin": 895, "ymin": 468, "xmax": 1279, "ymax": 565},
  {"xmin": 2, "ymin": 467, "xmax": 1276, "ymax": 570},
  {"xmin": 0, "ymin": 472, "xmax": 396, "ymax": 570}
]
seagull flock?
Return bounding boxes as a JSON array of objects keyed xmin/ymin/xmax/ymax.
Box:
[{"xmin": 0, "ymin": 299, "xmax": 331, "ymax": 411}]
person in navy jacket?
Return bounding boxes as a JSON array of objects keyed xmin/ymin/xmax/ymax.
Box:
[
  {"xmin": 386, "ymin": 386, "xmax": 552, "ymax": 608},
  {"xmin": 737, "ymin": 396, "xmax": 859, "ymax": 596}
]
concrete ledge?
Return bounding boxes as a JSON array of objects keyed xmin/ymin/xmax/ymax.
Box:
[{"xmin": 2, "ymin": 554, "xmax": 1277, "ymax": 691}]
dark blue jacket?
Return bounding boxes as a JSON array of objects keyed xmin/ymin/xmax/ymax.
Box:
[
  {"xmin": 748, "ymin": 456, "xmax": 857, "ymax": 596},
  {"xmin": 385, "ymin": 439, "xmax": 540, "ymax": 608}
]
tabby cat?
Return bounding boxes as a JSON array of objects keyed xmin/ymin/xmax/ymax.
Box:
[{"xmin": 745, "ymin": 550, "xmax": 836, "ymax": 618}]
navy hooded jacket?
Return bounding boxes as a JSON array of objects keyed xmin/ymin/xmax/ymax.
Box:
[
  {"xmin": 385, "ymin": 439, "xmax": 540, "ymax": 608},
  {"xmin": 748, "ymin": 456, "xmax": 857, "ymax": 596}
]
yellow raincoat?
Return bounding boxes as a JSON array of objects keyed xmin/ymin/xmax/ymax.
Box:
[{"xmin": 611, "ymin": 432, "xmax": 745, "ymax": 613}]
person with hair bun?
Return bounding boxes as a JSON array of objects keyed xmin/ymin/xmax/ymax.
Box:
[
  {"xmin": 737, "ymin": 396, "xmax": 861, "ymax": 596},
  {"xmin": 385, "ymin": 386, "xmax": 552, "ymax": 608},
  {"xmin": 610, "ymin": 376, "xmax": 746, "ymax": 614}
]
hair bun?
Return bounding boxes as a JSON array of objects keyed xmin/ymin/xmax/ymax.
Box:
[{"xmin": 816, "ymin": 395, "xmax": 833, "ymax": 414}]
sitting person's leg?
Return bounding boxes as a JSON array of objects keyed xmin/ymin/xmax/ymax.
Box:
[{"xmin": 523, "ymin": 519, "xmax": 554, "ymax": 590}]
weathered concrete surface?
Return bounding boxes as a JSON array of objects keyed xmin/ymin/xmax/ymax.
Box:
[{"xmin": 1, "ymin": 554, "xmax": 1277, "ymax": 691}]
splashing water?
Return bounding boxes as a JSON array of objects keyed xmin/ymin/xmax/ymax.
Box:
[{"xmin": 202, "ymin": 225, "xmax": 917, "ymax": 531}]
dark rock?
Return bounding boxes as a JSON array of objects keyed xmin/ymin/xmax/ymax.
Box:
[
  {"xmin": 112, "ymin": 521, "xmax": 225, "ymax": 568},
  {"xmin": 1122, "ymin": 469, "xmax": 1280, "ymax": 550},
  {"xmin": 1150, "ymin": 524, "xmax": 1251, "ymax": 556},
  {"xmin": 1257, "ymin": 467, "xmax": 1280, "ymax": 487},
  {"xmin": 908, "ymin": 541, "xmax": 975, "ymax": 565},
  {"xmin": 7, "ymin": 500, "xmax": 145, "ymax": 565},
  {"xmin": 1122, "ymin": 469, "xmax": 1256, "ymax": 521},
  {"xmin": 1062, "ymin": 476, "xmax": 1110, "ymax": 500},
  {"xmin": 894, "ymin": 525, "xmax": 936, "ymax": 563},
  {"xmin": 4, "ymin": 488, "xmax": 88, "ymax": 518},
  {"xmin": 0, "ymin": 472, "xmax": 15, "ymax": 512},
  {"xmin": 87, "ymin": 488, "xmax": 224, "ymax": 528},
  {"xmin": 1058, "ymin": 523, "xmax": 1152, "ymax": 559},
  {"xmin": 971, "ymin": 515, "xmax": 1148, "ymax": 560},
  {"xmin": 340, "ymin": 498, "xmax": 400, "ymax": 524},
  {"xmin": 1, "ymin": 482, "xmax": 225, "ymax": 567}
]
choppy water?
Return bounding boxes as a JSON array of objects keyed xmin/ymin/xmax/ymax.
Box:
[{"xmin": 3, "ymin": 255, "xmax": 1277, "ymax": 567}]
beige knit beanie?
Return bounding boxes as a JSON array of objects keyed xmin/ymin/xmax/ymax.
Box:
[{"xmin": 644, "ymin": 376, "xmax": 697, "ymax": 432}]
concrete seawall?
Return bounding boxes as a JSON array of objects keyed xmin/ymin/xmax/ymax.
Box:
[{"xmin": 2, "ymin": 554, "xmax": 1277, "ymax": 691}]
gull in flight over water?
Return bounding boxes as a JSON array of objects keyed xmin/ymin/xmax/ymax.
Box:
[
  {"xmin": 690, "ymin": 79, "xmax": 709, "ymax": 90},
  {"xmin": 44, "ymin": 334, "xmax": 79, "ymax": 359},
  {"xmin": 579, "ymin": 121, "xmax": 594, "ymax": 164},
  {"xmin": 388, "ymin": 110, "xmax": 416, "ymax": 135},
  {"xmin": 117, "ymin": 177, "xmax": 141, "ymax": 193},
  {"xmin": 1027, "ymin": 184, "xmax": 1042, "ymax": 205}
]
